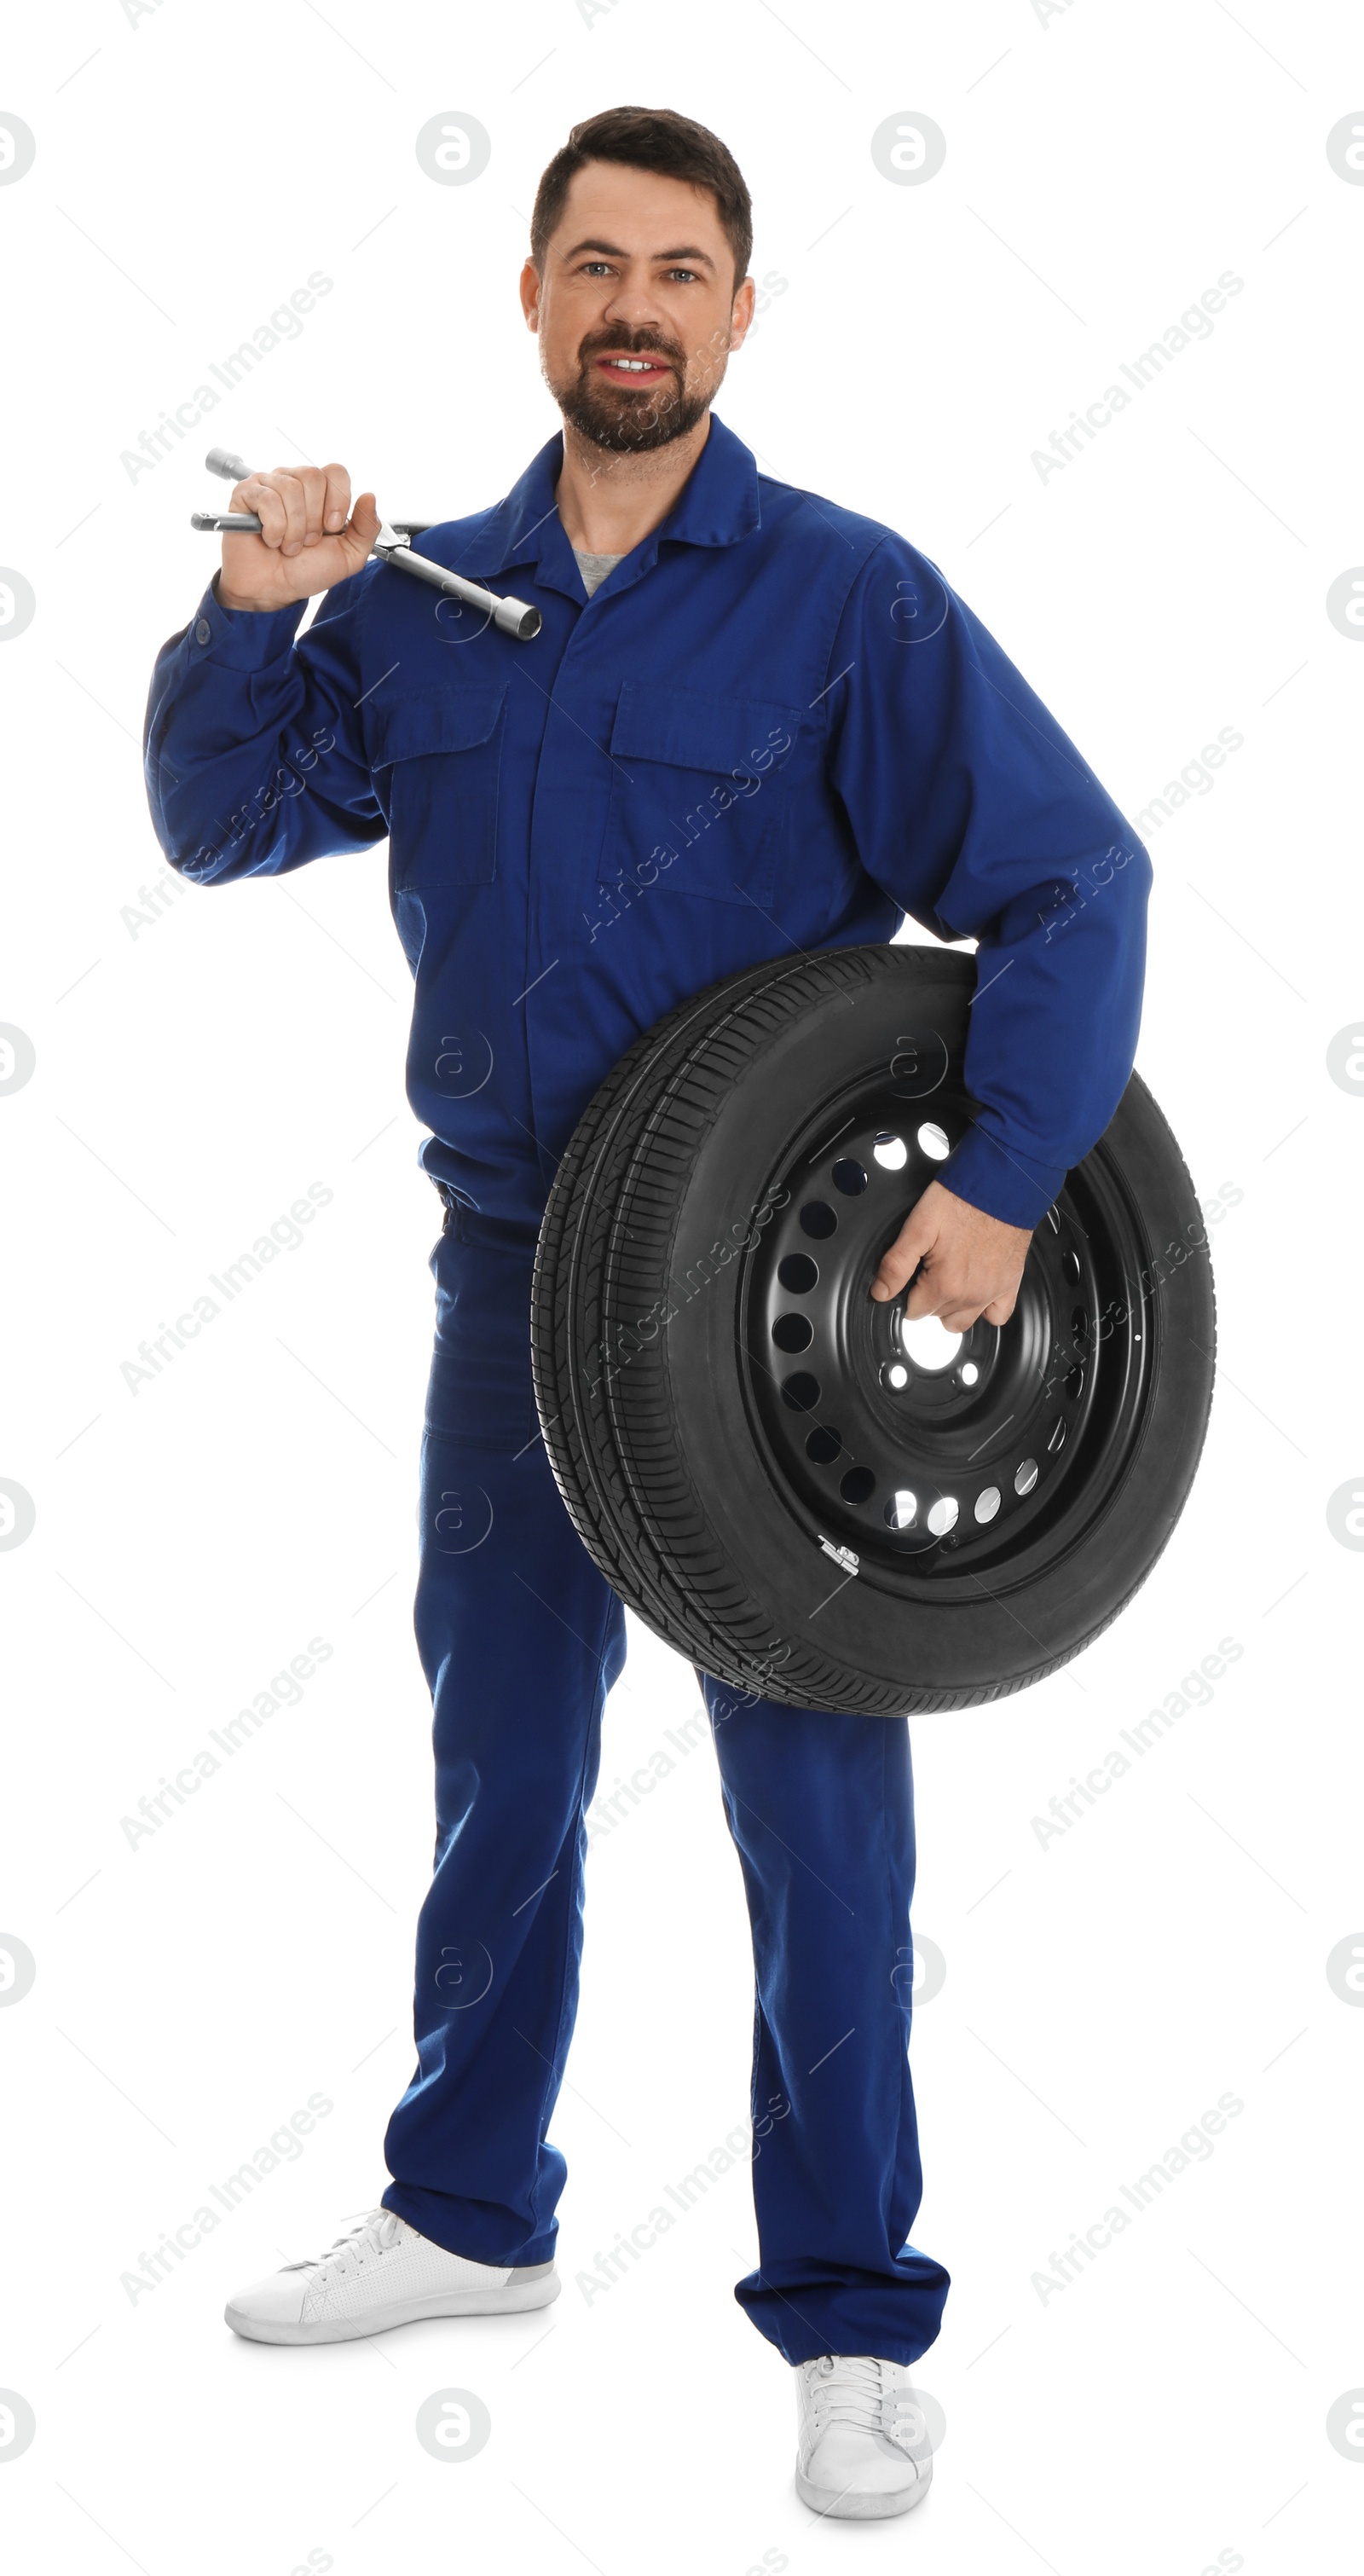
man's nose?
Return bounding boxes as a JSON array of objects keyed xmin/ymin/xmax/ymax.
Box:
[{"xmin": 598, "ymin": 281, "xmax": 668, "ymax": 334}]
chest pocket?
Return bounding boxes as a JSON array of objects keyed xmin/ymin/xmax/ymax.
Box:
[
  {"xmin": 597, "ymin": 680, "xmax": 801, "ymax": 908},
  {"xmin": 369, "ymin": 685, "xmax": 508, "ymax": 889}
]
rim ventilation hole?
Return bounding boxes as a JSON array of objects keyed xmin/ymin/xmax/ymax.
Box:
[
  {"xmin": 1048, "ymin": 1417, "xmax": 1067, "ymax": 1454},
  {"xmin": 839, "ymin": 1467, "xmax": 876, "ymax": 1506},
  {"xmin": 1014, "ymin": 1457, "xmax": 1039, "ymax": 1496},
  {"xmin": 974, "ymin": 1485, "xmax": 1002, "ymax": 1525},
  {"xmin": 873, "ymin": 1132, "xmax": 908, "ymax": 1171},
  {"xmin": 832, "ymin": 1158, "xmax": 868, "ymax": 1195},
  {"xmin": 778, "ymin": 1253, "xmax": 818, "ymax": 1293},
  {"xmin": 927, "ymin": 1496, "xmax": 959, "ymax": 1537},
  {"xmin": 772, "ymin": 1313, "xmax": 813, "ymax": 1353},
  {"xmin": 806, "ymin": 1425, "xmax": 842, "ymax": 1464},
  {"xmin": 884, "ymin": 1490, "xmax": 917, "ymax": 1530},
  {"xmin": 800, "ymin": 1201, "xmax": 837, "ymax": 1239},
  {"xmin": 781, "ymin": 1373, "xmax": 821, "ymax": 1411},
  {"xmin": 916, "ymin": 1122, "xmax": 951, "ymax": 1163}
]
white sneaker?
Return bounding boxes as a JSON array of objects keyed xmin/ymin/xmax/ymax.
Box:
[
  {"xmin": 224, "ymin": 2207, "xmax": 560, "ymax": 2346},
  {"xmin": 794, "ymin": 2353, "xmax": 933, "ymax": 2519}
]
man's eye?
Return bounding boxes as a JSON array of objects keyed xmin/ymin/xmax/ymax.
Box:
[
  {"xmin": 581, "ymin": 261, "xmax": 613, "ymax": 276},
  {"xmin": 665, "ymin": 268, "xmax": 698, "ymax": 284}
]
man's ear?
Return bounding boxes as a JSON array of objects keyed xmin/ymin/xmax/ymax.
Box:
[
  {"xmin": 518, "ymin": 258, "xmax": 542, "ymax": 334},
  {"xmin": 729, "ymin": 273, "xmax": 756, "ymax": 350}
]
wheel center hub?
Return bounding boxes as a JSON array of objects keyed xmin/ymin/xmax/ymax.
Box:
[
  {"xmin": 897, "ymin": 1312, "xmax": 963, "ymax": 1373},
  {"xmin": 740, "ymin": 1080, "xmax": 1112, "ymax": 1578}
]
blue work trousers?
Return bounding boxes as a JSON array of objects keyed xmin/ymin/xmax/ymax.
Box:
[{"xmin": 380, "ymin": 1213, "xmax": 950, "ymax": 2365}]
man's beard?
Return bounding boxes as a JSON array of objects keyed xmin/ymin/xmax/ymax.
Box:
[{"xmin": 552, "ymin": 327, "xmax": 713, "ymax": 453}]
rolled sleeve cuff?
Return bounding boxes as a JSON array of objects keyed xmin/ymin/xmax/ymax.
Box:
[
  {"xmin": 184, "ymin": 576, "xmax": 307, "ymax": 672},
  {"xmin": 941, "ymin": 1120, "xmax": 1069, "ymax": 1231}
]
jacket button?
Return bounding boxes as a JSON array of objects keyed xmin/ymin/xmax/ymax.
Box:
[{"xmin": 194, "ymin": 618, "xmax": 211, "ymax": 645}]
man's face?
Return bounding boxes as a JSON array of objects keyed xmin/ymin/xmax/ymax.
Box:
[{"xmin": 521, "ymin": 163, "xmax": 754, "ymax": 453}]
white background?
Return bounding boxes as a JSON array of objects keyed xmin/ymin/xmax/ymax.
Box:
[{"xmin": 2, "ymin": 3, "xmax": 1361, "ymax": 2570}]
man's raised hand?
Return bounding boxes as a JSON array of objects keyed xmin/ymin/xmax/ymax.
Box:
[{"xmin": 218, "ymin": 464, "xmax": 380, "ymax": 613}]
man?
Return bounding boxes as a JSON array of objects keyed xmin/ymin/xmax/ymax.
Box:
[{"xmin": 144, "ymin": 107, "xmax": 1148, "ymax": 2519}]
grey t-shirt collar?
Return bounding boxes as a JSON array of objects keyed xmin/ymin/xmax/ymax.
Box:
[{"xmin": 572, "ymin": 546, "xmax": 624, "ymax": 599}]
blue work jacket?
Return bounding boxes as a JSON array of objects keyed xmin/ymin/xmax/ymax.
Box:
[{"xmin": 144, "ymin": 414, "xmax": 1150, "ymax": 1231}]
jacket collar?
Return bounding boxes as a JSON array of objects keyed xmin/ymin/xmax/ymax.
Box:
[{"xmin": 444, "ymin": 412, "xmax": 763, "ymax": 599}]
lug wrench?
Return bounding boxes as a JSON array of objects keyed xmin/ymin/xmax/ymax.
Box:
[{"xmin": 190, "ymin": 447, "xmax": 541, "ymax": 641}]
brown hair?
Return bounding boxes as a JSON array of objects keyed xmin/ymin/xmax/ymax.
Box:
[{"xmin": 530, "ymin": 107, "xmax": 753, "ymax": 287}]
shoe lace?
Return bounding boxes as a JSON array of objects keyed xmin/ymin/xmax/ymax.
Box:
[
  {"xmin": 284, "ymin": 2208, "xmax": 402, "ymax": 2282},
  {"xmin": 804, "ymin": 2355, "xmax": 924, "ymax": 2450}
]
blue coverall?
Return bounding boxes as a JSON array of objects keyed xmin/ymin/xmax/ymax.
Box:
[{"xmin": 145, "ymin": 414, "xmax": 1149, "ymax": 2365}]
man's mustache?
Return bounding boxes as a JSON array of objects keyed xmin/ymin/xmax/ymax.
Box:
[{"xmin": 575, "ymin": 328, "xmax": 686, "ymax": 374}]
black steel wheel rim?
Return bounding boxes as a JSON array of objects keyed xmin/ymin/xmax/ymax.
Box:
[{"xmin": 738, "ymin": 1074, "xmax": 1156, "ymax": 1594}]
